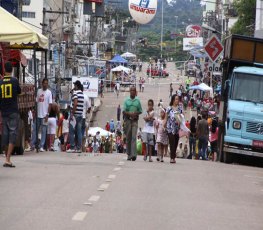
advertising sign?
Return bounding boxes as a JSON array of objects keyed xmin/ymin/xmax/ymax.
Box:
[
  {"xmin": 185, "ymin": 25, "xmax": 202, "ymax": 38},
  {"xmin": 183, "ymin": 37, "xmax": 203, "ymax": 51},
  {"xmin": 129, "ymin": 0, "xmax": 157, "ymax": 24},
  {"xmin": 72, "ymin": 76, "xmax": 99, "ymax": 98},
  {"xmin": 204, "ymin": 35, "xmax": 224, "ymax": 62}
]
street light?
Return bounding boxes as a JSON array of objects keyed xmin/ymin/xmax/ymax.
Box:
[{"xmin": 160, "ymin": 0, "xmax": 164, "ymax": 59}]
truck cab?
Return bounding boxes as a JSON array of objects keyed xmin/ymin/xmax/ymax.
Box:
[
  {"xmin": 224, "ymin": 67, "xmax": 263, "ymax": 157},
  {"xmin": 219, "ymin": 35, "xmax": 263, "ymax": 163}
]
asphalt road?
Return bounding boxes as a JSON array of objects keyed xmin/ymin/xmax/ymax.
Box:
[
  {"xmin": 92, "ymin": 62, "xmax": 184, "ymax": 129},
  {"xmin": 0, "ymin": 152, "xmax": 262, "ymax": 230},
  {"xmin": 1, "ymin": 62, "xmax": 262, "ymax": 230}
]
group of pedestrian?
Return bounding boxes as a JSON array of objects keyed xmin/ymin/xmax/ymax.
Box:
[
  {"xmin": 122, "ymin": 84, "xmax": 219, "ymax": 163},
  {"xmin": 122, "ymin": 86, "xmax": 190, "ymax": 163}
]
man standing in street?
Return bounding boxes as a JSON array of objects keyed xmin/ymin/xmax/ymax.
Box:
[
  {"xmin": 197, "ymin": 113, "xmax": 209, "ymax": 160},
  {"xmin": 117, "ymin": 104, "xmax": 121, "ymax": 121},
  {"xmin": 0, "ymin": 62, "xmax": 21, "ymax": 167},
  {"xmin": 123, "ymin": 86, "xmax": 142, "ymax": 161},
  {"xmin": 81, "ymin": 85, "xmax": 91, "ymax": 152},
  {"xmin": 67, "ymin": 80, "xmax": 84, "ymax": 153},
  {"xmin": 27, "ymin": 78, "xmax": 52, "ymax": 152}
]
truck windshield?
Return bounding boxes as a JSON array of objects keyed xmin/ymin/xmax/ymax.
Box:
[{"xmin": 231, "ymin": 73, "xmax": 263, "ymax": 103}]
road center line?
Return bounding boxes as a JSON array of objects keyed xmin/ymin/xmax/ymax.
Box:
[
  {"xmin": 113, "ymin": 167, "xmax": 121, "ymax": 171},
  {"xmin": 98, "ymin": 183, "xmax": 110, "ymax": 190},
  {"xmin": 72, "ymin": 212, "xmax": 87, "ymax": 221},
  {"xmin": 108, "ymin": 174, "xmax": 116, "ymax": 179},
  {"xmin": 88, "ymin": 195, "xmax": 100, "ymax": 202}
]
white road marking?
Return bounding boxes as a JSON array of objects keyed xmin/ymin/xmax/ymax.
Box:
[
  {"xmin": 98, "ymin": 183, "xmax": 109, "ymax": 191},
  {"xmin": 108, "ymin": 174, "xmax": 116, "ymax": 179},
  {"xmin": 83, "ymin": 202, "xmax": 93, "ymax": 206},
  {"xmin": 117, "ymin": 161, "xmax": 125, "ymax": 166},
  {"xmin": 113, "ymin": 167, "xmax": 121, "ymax": 171},
  {"xmin": 72, "ymin": 212, "xmax": 87, "ymax": 221},
  {"xmin": 88, "ymin": 195, "xmax": 100, "ymax": 202}
]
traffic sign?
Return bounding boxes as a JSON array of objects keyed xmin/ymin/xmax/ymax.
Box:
[{"xmin": 204, "ymin": 35, "xmax": 224, "ymax": 62}]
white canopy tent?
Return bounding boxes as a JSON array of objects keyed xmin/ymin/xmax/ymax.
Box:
[
  {"xmin": 189, "ymin": 83, "xmax": 213, "ymax": 95},
  {"xmin": 0, "ymin": 7, "xmax": 48, "ymax": 152},
  {"xmin": 0, "ymin": 7, "xmax": 48, "ymax": 48},
  {"xmin": 121, "ymin": 52, "xmax": 136, "ymax": 58},
  {"xmin": 111, "ymin": 65, "xmax": 132, "ymax": 73},
  {"xmin": 88, "ymin": 127, "xmax": 115, "ymax": 137}
]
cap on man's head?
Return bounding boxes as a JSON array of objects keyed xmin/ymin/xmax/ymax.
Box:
[
  {"xmin": 74, "ymin": 80, "xmax": 82, "ymax": 89},
  {"xmin": 4, "ymin": 61, "xmax": 13, "ymax": 73}
]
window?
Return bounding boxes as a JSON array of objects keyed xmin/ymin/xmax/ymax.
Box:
[
  {"xmin": 22, "ymin": 11, "xmax": 35, "ymax": 18},
  {"xmin": 231, "ymin": 73, "xmax": 263, "ymax": 103}
]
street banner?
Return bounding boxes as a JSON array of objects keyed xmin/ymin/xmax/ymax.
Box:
[
  {"xmin": 129, "ymin": 0, "xmax": 157, "ymax": 24},
  {"xmin": 183, "ymin": 37, "xmax": 203, "ymax": 51},
  {"xmin": 72, "ymin": 76, "xmax": 99, "ymax": 98}
]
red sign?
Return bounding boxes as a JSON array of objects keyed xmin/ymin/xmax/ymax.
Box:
[
  {"xmin": 204, "ymin": 35, "xmax": 224, "ymax": 62},
  {"xmin": 186, "ymin": 25, "xmax": 202, "ymax": 38}
]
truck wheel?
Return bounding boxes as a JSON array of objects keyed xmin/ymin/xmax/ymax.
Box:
[
  {"xmin": 224, "ymin": 151, "xmax": 233, "ymax": 164},
  {"xmin": 219, "ymin": 132, "xmax": 224, "ymax": 162}
]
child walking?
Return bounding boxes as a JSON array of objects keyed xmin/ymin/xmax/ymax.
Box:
[
  {"xmin": 62, "ymin": 111, "xmax": 69, "ymax": 151},
  {"xmin": 155, "ymin": 108, "xmax": 168, "ymax": 162}
]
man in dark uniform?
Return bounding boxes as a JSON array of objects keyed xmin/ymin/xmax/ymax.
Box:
[{"xmin": 0, "ymin": 62, "xmax": 21, "ymax": 167}]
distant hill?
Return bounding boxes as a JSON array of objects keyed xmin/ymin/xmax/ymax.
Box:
[{"xmin": 105, "ymin": 0, "xmax": 203, "ymax": 33}]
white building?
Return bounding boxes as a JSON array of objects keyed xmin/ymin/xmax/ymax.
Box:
[{"xmin": 255, "ymin": 0, "xmax": 263, "ymax": 38}]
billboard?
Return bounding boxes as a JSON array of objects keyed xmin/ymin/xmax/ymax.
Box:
[
  {"xmin": 183, "ymin": 37, "xmax": 203, "ymax": 51},
  {"xmin": 72, "ymin": 76, "xmax": 99, "ymax": 98}
]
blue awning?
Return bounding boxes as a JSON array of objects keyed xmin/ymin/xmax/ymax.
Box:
[{"xmin": 109, "ymin": 54, "xmax": 128, "ymax": 63}]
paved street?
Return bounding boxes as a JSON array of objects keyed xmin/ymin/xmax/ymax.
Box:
[
  {"xmin": 93, "ymin": 62, "xmax": 186, "ymax": 129},
  {"xmin": 0, "ymin": 152, "xmax": 263, "ymax": 230},
  {"xmin": 1, "ymin": 63, "xmax": 263, "ymax": 230}
]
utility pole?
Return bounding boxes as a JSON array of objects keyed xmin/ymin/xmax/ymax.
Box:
[
  {"xmin": 40, "ymin": 8, "xmax": 47, "ymax": 82},
  {"xmin": 40, "ymin": 4, "xmax": 70, "ymax": 102},
  {"xmin": 160, "ymin": 0, "xmax": 164, "ymax": 59}
]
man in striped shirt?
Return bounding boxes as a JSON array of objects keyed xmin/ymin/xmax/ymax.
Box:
[{"xmin": 67, "ymin": 80, "xmax": 84, "ymax": 153}]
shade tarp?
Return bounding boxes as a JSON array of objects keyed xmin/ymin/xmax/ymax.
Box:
[
  {"xmin": 121, "ymin": 52, "xmax": 136, "ymax": 58},
  {"xmin": 0, "ymin": 7, "xmax": 48, "ymax": 49},
  {"xmin": 88, "ymin": 127, "xmax": 115, "ymax": 137},
  {"xmin": 189, "ymin": 83, "xmax": 213, "ymax": 95},
  {"xmin": 111, "ymin": 65, "xmax": 131, "ymax": 73},
  {"xmin": 109, "ymin": 54, "xmax": 128, "ymax": 63},
  {"xmin": 189, "ymin": 83, "xmax": 212, "ymax": 91}
]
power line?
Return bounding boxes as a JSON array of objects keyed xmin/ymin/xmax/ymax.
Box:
[{"xmin": 22, "ymin": 19, "xmax": 43, "ymax": 30}]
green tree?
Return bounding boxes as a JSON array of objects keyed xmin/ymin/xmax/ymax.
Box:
[{"xmin": 231, "ymin": 0, "xmax": 256, "ymax": 36}]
